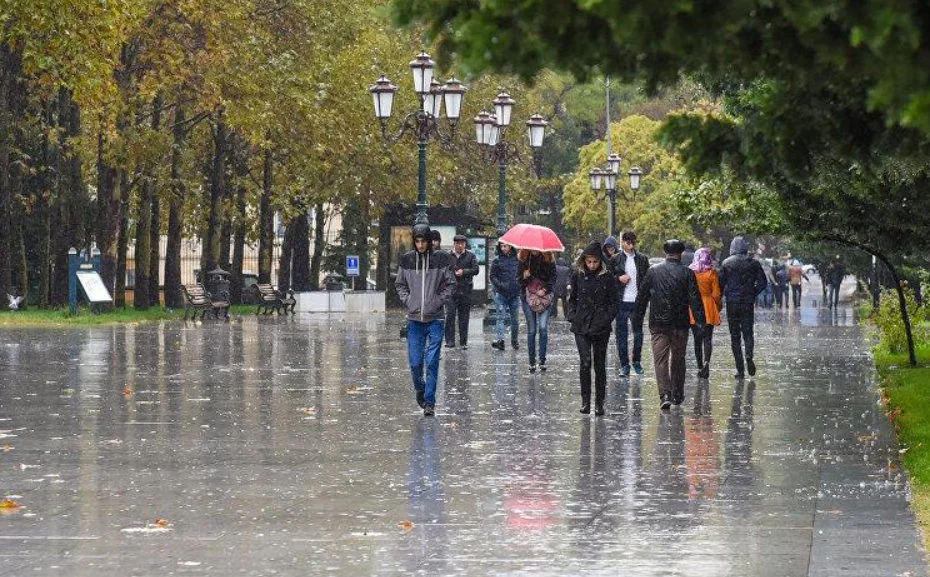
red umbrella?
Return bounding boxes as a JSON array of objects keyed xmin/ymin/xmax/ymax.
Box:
[{"xmin": 498, "ymin": 223, "xmax": 565, "ymax": 252}]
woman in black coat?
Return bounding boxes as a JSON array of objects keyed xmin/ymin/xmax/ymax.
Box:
[{"xmin": 567, "ymin": 241, "xmax": 619, "ymax": 415}]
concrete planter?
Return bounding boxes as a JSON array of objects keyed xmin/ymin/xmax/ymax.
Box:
[
  {"xmin": 294, "ymin": 291, "xmax": 383, "ymax": 313},
  {"xmin": 345, "ymin": 291, "xmax": 385, "ymax": 313}
]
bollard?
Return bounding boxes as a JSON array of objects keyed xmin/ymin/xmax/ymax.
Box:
[{"xmin": 68, "ymin": 248, "xmax": 79, "ymax": 314}]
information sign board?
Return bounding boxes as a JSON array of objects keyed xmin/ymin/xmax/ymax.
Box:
[
  {"xmin": 346, "ymin": 255, "xmax": 360, "ymax": 277},
  {"xmin": 76, "ymin": 270, "xmax": 113, "ymax": 303}
]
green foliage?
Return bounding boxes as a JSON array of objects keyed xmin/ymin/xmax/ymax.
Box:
[{"xmin": 874, "ymin": 289, "xmax": 930, "ymax": 355}]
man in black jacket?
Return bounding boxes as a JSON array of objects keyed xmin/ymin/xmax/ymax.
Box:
[
  {"xmin": 610, "ymin": 231, "xmax": 650, "ymax": 376},
  {"xmin": 719, "ymin": 236, "xmax": 768, "ymax": 379},
  {"xmin": 445, "ymin": 234, "xmax": 480, "ymax": 349},
  {"xmin": 634, "ymin": 239, "xmax": 706, "ymax": 410}
]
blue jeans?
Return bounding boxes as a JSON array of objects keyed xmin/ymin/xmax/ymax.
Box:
[
  {"xmin": 407, "ymin": 319, "xmax": 444, "ymax": 406},
  {"xmin": 521, "ymin": 300, "xmax": 551, "ymax": 365},
  {"xmin": 615, "ymin": 301, "xmax": 644, "ymax": 366},
  {"xmin": 495, "ymin": 292, "xmax": 521, "ymax": 342}
]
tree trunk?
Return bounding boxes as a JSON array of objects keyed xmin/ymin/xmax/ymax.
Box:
[
  {"xmin": 292, "ymin": 210, "xmax": 311, "ymax": 291},
  {"xmin": 115, "ymin": 170, "xmax": 130, "ymax": 307},
  {"xmin": 52, "ymin": 90, "xmax": 83, "ymax": 307},
  {"xmin": 219, "ymin": 214, "xmax": 231, "ymax": 270},
  {"xmin": 37, "ymin": 97, "xmax": 55, "ymax": 307},
  {"xmin": 9, "ymin": 159, "xmax": 26, "ymax": 301},
  {"xmin": 203, "ymin": 110, "xmax": 226, "ymax": 274},
  {"xmin": 134, "ymin": 94, "xmax": 163, "ymax": 309},
  {"xmin": 164, "ymin": 106, "xmax": 185, "ymax": 308},
  {"xmin": 258, "ymin": 148, "xmax": 274, "ymax": 283},
  {"xmin": 310, "ymin": 203, "xmax": 326, "ymax": 290},
  {"xmin": 278, "ymin": 217, "xmax": 294, "ymax": 293},
  {"xmin": 823, "ymin": 235, "xmax": 917, "ymax": 367},
  {"xmin": 0, "ymin": 44, "xmax": 23, "ymax": 304},
  {"xmin": 149, "ymin": 187, "xmax": 160, "ymax": 306},
  {"xmin": 230, "ymin": 184, "xmax": 246, "ymax": 304},
  {"xmin": 95, "ymin": 132, "xmax": 121, "ymax": 295}
]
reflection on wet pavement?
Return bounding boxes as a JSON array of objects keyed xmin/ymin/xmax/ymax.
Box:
[{"xmin": 0, "ymin": 298, "xmax": 924, "ymax": 576}]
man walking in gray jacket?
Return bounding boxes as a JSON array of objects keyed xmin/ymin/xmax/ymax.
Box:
[{"xmin": 396, "ymin": 224, "xmax": 454, "ymax": 416}]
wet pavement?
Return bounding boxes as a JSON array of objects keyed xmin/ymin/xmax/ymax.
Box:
[{"xmin": 0, "ymin": 284, "xmax": 925, "ymax": 576}]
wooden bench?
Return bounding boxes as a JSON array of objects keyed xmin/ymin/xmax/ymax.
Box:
[
  {"xmin": 181, "ymin": 284, "xmax": 230, "ymax": 321},
  {"xmin": 255, "ymin": 284, "xmax": 296, "ymax": 315}
]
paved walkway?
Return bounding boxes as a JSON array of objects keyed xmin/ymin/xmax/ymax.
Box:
[{"xmin": 0, "ymin": 285, "xmax": 925, "ymax": 576}]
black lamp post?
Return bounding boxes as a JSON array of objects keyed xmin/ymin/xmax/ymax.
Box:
[
  {"xmin": 370, "ymin": 52, "xmax": 467, "ymax": 226},
  {"xmin": 473, "ymin": 92, "xmax": 548, "ymax": 235},
  {"xmin": 589, "ymin": 159, "xmax": 644, "ymax": 236}
]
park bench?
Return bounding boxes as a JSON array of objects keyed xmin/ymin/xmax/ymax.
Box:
[
  {"xmin": 181, "ymin": 284, "xmax": 230, "ymax": 321},
  {"xmin": 255, "ymin": 283, "xmax": 296, "ymax": 315}
]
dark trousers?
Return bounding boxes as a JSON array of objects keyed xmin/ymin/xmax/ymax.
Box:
[
  {"xmin": 691, "ymin": 325, "xmax": 715, "ymax": 368},
  {"xmin": 444, "ymin": 293, "xmax": 471, "ymax": 346},
  {"xmin": 726, "ymin": 302, "xmax": 755, "ymax": 375},
  {"xmin": 651, "ymin": 327, "xmax": 689, "ymax": 403},
  {"xmin": 575, "ymin": 332, "xmax": 610, "ymax": 407},
  {"xmin": 828, "ymin": 283, "xmax": 841, "ymax": 308},
  {"xmin": 791, "ymin": 284, "xmax": 802, "ymax": 307},
  {"xmin": 615, "ymin": 301, "xmax": 644, "ymax": 366},
  {"xmin": 774, "ymin": 285, "xmax": 788, "ymax": 308}
]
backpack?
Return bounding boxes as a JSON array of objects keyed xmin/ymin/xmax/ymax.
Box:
[{"xmin": 525, "ymin": 278, "xmax": 552, "ymax": 313}]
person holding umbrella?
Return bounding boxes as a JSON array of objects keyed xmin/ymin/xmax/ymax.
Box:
[
  {"xmin": 519, "ymin": 248, "xmax": 556, "ymax": 372},
  {"xmin": 498, "ymin": 224, "xmax": 565, "ymax": 373}
]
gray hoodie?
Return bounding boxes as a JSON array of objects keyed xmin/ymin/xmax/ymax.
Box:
[{"xmin": 395, "ymin": 248, "xmax": 454, "ymax": 322}]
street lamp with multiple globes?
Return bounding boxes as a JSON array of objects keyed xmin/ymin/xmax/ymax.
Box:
[
  {"xmin": 473, "ymin": 91, "xmax": 549, "ymax": 235},
  {"xmin": 589, "ymin": 157, "xmax": 643, "ymax": 236},
  {"xmin": 369, "ymin": 51, "xmax": 467, "ymax": 226}
]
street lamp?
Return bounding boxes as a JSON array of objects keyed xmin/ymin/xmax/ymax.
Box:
[
  {"xmin": 590, "ymin": 157, "xmax": 643, "ymax": 236},
  {"xmin": 473, "ymin": 91, "xmax": 548, "ymax": 235},
  {"xmin": 369, "ymin": 52, "xmax": 466, "ymax": 226}
]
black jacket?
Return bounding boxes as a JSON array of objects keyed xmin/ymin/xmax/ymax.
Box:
[
  {"xmin": 634, "ymin": 258, "xmax": 706, "ymax": 330},
  {"xmin": 448, "ymin": 249, "xmax": 479, "ymax": 296},
  {"xmin": 490, "ymin": 252, "xmax": 521, "ymax": 298},
  {"xmin": 609, "ymin": 251, "xmax": 650, "ymax": 293},
  {"xmin": 568, "ymin": 265, "xmax": 619, "ymax": 336},
  {"xmin": 518, "ymin": 253, "xmax": 556, "ymax": 298},
  {"xmin": 720, "ymin": 254, "xmax": 767, "ymax": 304}
]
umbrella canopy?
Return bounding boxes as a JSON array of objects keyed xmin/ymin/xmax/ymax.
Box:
[{"xmin": 498, "ymin": 223, "xmax": 565, "ymax": 252}]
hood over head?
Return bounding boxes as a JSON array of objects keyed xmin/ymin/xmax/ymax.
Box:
[{"xmin": 730, "ymin": 236, "xmax": 749, "ymax": 255}]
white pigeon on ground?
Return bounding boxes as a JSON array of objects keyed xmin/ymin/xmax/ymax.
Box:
[{"xmin": 7, "ymin": 294, "xmax": 23, "ymax": 310}]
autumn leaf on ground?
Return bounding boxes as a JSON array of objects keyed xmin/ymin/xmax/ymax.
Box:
[
  {"xmin": 123, "ymin": 386, "xmax": 132, "ymax": 396},
  {"xmin": 1, "ymin": 444, "xmax": 12, "ymax": 452},
  {"xmin": 297, "ymin": 407, "xmax": 316, "ymax": 414},
  {"xmin": 154, "ymin": 518, "xmax": 169, "ymax": 528},
  {"xmin": 398, "ymin": 520, "xmax": 414, "ymax": 530},
  {"xmin": 0, "ymin": 499, "xmax": 21, "ymax": 510}
]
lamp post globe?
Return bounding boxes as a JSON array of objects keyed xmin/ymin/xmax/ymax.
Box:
[
  {"xmin": 369, "ymin": 75, "xmax": 397, "ymax": 123},
  {"xmin": 424, "ymin": 79, "xmax": 443, "ymax": 118},
  {"xmin": 629, "ymin": 166, "xmax": 643, "ymax": 190},
  {"xmin": 474, "ymin": 110, "xmax": 494, "ymax": 145},
  {"xmin": 441, "ymin": 77, "xmax": 466, "ymax": 125},
  {"xmin": 525, "ymin": 114, "xmax": 548, "ymax": 148},
  {"xmin": 493, "ymin": 91, "xmax": 516, "ymax": 128},
  {"xmin": 409, "ymin": 51, "xmax": 435, "ymax": 96},
  {"xmin": 607, "ymin": 153, "xmax": 622, "ymax": 176},
  {"xmin": 589, "ymin": 167, "xmax": 604, "ymax": 191}
]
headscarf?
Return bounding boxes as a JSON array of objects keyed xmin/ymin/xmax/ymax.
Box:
[{"xmin": 689, "ymin": 247, "xmax": 714, "ymax": 273}]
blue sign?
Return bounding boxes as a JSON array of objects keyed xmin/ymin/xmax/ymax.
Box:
[{"xmin": 346, "ymin": 255, "xmax": 360, "ymax": 277}]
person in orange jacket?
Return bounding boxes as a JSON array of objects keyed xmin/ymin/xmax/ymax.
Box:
[{"xmin": 689, "ymin": 248, "xmax": 722, "ymax": 379}]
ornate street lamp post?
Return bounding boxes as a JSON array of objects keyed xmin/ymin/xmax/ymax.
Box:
[
  {"xmin": 473, "ymin": 92, "xmax": 548, "ymax": 235},
  {"xmin": 590, "ymin": 160, "xmax": 643, "ymax": 236},
  {"xmin": 369, "ymin": 52, "xmax": 467, "ymax": 225}
]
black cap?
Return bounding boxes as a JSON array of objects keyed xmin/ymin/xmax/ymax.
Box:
[
  {"xmin": 412, "ymin": 224, "xmax": 431, "ymax": 240},
  {"xmin": 663, "ymin": 239, "xmax": 685, "ymax": 255},
  {"xmin": 453, "ymin": 234, "xmax": 467, "ymax": 242},
  {"xmin": 430, "ymin": 230, "xmax": 441, "ymax": 242}
]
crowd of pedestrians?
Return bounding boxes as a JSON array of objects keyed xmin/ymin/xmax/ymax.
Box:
[{"xmin": 396, "ymin": 223, "xmax": 836, "ymax": 417}]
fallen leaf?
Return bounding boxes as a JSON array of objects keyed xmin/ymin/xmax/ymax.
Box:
[
  {"xmin": 0, "ymin": 499, "xmax": 21, "ymax": 510},
  {"xmin": 154, "ymin": 518, "xmax": 169, "ymax": 528},
  {"xmin": 1, "ymin": 444, "xmax": 12, "ymax": 452},
  {"xmin": 297, "ymin": 407, "xmax": 316, "ymax": 414},
  {"xmin": 398, "ymin": 520, "xmax": 414, "ymax": 530},
  {"xmin": 123, "ymin": 387, "xmax": 132, "ymax": 396}
]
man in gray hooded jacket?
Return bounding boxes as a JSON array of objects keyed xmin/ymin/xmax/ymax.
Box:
[
  {"xmin": 720, "ymin": 236, "xmax": 768, "ymax": 379},
  {"xmin": 396, "ymin": 224, "xmax": 454, "ymax": 416}
]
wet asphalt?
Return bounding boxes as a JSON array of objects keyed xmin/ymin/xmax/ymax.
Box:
[{"xmin": 0, "ymin": 281, "xmax": 925, "ymax": 576}]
